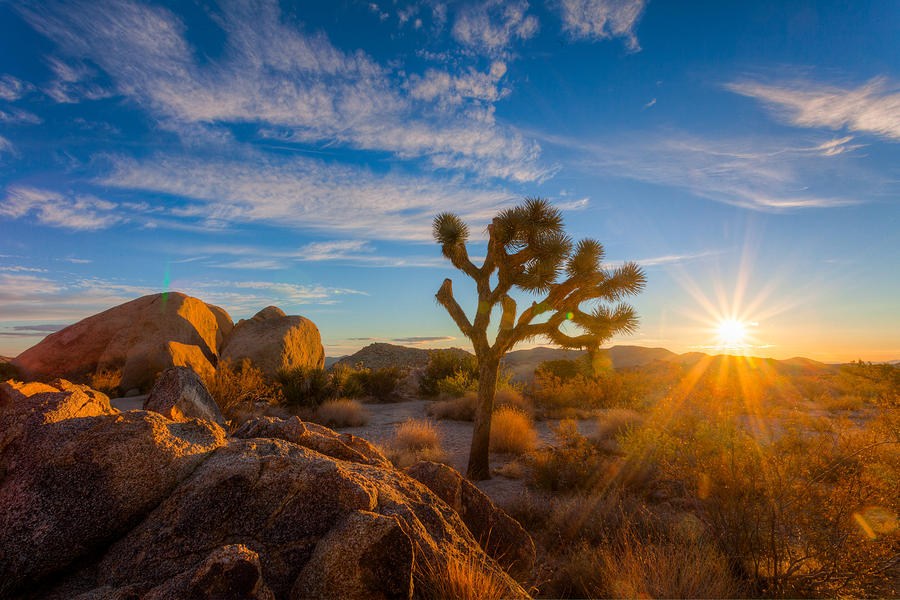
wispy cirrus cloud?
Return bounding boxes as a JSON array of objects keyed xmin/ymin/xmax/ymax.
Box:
[
  {"xmin": 0, "ymin": 135, "xmax": 14, "ymax": 155},
  {"xmin": 0, "ymin": 74, "xmax": 34, "ymax": 100},
  {"xmin": 16, "ymin": 0, "xmax": 546, "ymax": 182},
  {"xmin": 100, "ymin": 151, "xmax": 517, "ymax": 240},
  {"xmin": 452, "ymin": 0, "xmax": 539, "ymax": 57},
  {"xmin": 554, "ymin": 0, "xmax": 647, "ymax": 50},
  {"xmin": 0, "ymin": 186, "xmax": 123, "ymax": 230},
  {"xmin": 727, "ymin": 76, "xmax": 900, "ymax": 142},
  {"xmin": 537, "ymin": 130, "xmax": 872, "ymax": 211}
]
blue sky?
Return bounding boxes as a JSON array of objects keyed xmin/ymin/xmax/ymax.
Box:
[{"xmin": 0, "ymin": 0, "xmax": 897, "ymax": 362}]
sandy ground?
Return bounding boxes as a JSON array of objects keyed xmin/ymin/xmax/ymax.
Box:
[
  {"xmin": 110, "ymin": 396, "xmax": 146, "ymax": 411},
  {"xmin": 339, "ymin": 398, "xmax": 595, "ymax": 504}
]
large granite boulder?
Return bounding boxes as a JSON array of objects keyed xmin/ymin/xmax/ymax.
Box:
[
  {"xmin": 220, "ymin": 306, "xmax": 325, "ymax": 377},
  {"xmin": 11, "ymin": 292, "xmax": 233, "ymax": 393},
  {"xmin": 0, "ymin": 382, "xmax": 528, "ymax": 600},
  {"xmin": 143, "ymin": 366, "xmax": 226, "ymax": 427},
  {"xmin": 406, "ymin": 461, "xmax": 536, "ymax": 578},
  {"xmin": 0, "ymin": 380, "xmax": 228, "ymax": 596}
]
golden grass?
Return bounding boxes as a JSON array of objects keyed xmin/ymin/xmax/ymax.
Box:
[
  {"xmin": 490, "ymin": 406, "xmax": 537, "ymax": 455},
  {"xmin": 427, "ymin": 392, "xmax": 476, "ymax": 421},
  {"xmin": 414, "ymin": 548, "xmax": 510, "ymax": 600},
  {"xmin": 90, "ymin": 368, "xmax": 122, "ymax": 396},
  {"xmin": 494, "ymin": 388, "xmax": 533, "ymax": 415},
  {"xmin": 314, "ymin": 398, "xmax": 370, "ymax": 427},
  {"xmin": 203, "ymin": 358, "xmax": 281, "ymax": 421},
  {"xmin": 382, "ymin": 418, "xmax": 449, "ymax": 468},
  {"xmin": 592, "ymin": 407, "xmax": 645, "ymax": 441}
]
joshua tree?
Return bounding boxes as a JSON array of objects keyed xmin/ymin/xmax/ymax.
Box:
[{"xmin": 433, "ymin": 198, "xmax": 646, "ymax": 480}]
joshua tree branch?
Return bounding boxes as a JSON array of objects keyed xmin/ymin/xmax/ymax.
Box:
[{"xmin": 435, "ymin": 279, "xmax": 474, "ymax": 340}]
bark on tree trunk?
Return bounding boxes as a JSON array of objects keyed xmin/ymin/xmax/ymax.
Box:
[{"xmin": 466, "ymin": 354, "xmax": 499, "ymax": 480}]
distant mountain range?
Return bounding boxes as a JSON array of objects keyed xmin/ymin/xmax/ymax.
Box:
[{"xmin": 325, "ymin": 343, "xmax": 846, "ymax": 381}]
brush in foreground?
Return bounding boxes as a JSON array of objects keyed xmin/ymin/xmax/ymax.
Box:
[
  {"xmin": 315, "ymin": 398, "xmax": 370, "ymax": 427},
  {"xmin": 490, "ymin": 407, "xmax": 537, "ymax": 455}
]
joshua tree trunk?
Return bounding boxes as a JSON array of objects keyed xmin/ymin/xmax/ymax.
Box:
[{"xmin": 467, "ymin": 353, "xmax": 499, "ymax": 480}]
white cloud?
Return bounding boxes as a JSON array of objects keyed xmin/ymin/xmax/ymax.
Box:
[
  {"xmin": 407, "ymin": 62, "xmax": 508, "ymax": 105},
  {"xmin": 0, "ymin": 135, "xmax": 14, "ymax": 154},
  {"xmin": 0, "ymin": 265, "xmax": 48, "ymax": 273},
  {"xmin": 537, "ymin": 131, "xmax": 871, "ymax": 211},
  {"xmin": 1, "ymin": 186, "xmax": 123, "ymax": 230},
  {"xmin": 0, "ymin": 74, "xmax": 34, "ymax": 101},
  {"xmin": 17, "ymin": 0, "xmax": 545, "ymax": 181},
  {"xmin": 452, "ymin": 0, "xmax": 539, "ymax": 57},
  {"xmin": 0, "ymin": 107, "xmax": 43, "ymax": 124},
  {"xmin": 100, "ymin": 151, "xmax": 517, "ymax": 239},
  {"xmin": 555, "ymin": 0, "xmax": 646, "ymax": 50},
  {"xmin": 727, "ymin": 77, "xmax": 900, "ymax": 142},
  {"xmin": 43, "ymin": 56, "xmax": 112, "ymax": 103}
]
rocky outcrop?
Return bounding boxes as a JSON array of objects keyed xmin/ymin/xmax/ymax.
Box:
[
  {"xmin": 220, "ymin": 306, "xmax": 325, "ymax": 376},
  {"xmin": 143, "ymin": 366, "xmax": 226, "ymax": 427},
  {"xmin": 11, "ymin": 292, "xmax": 232, "ymax": 392},
  {"xmin": 0, "ymin": 381, "xmax": 528, "ymax": 600},
  {"xmin": 406, "ymin": 461, "xmax": 536, "ymax": 578},
  {"xmin": 0, "ymin": 379, "xmax": 228, "ymax": 596},
  {"xmin": 233, "ymin": 415, "xmax": 390, "ymax": 468}
]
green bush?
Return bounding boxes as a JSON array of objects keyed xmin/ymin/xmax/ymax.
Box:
[
  {"xmin": 277, "ymin": 365, "xmax": 334, "ymax": 407},
  {"xmin": 419, "ymin": 350, "xmax": 478, "ymax": 397},
  {"xmin": 332, "ymin": 364, "xmax": 403, "ymax": 401},
  {"xmin": 358, "ymin": 366, "xmax": 403, "ymax": 401}
]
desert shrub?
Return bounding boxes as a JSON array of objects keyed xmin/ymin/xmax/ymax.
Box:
[
  {"xmin": 619, "ymin": 409, "xmax": 900, "ymax": 597},
  {"xmin": 332, "ymin": 364, "xmax": 402, "ymax": 401},
  {"xmin": 535, "ymin": 358, "xmax": 586, "ymax": 381},
  {"xmin": 414, "ymin": 547, "xmax": 509, "ymax": 600},
  {"xmin": 314, "ymin": 398, "xmax": 370, "ymax": 427},
  {"xmin": 493, "ymin": 388, "xmax": 532, "ymax": 414},
  {"xmin": 358, "ymin": 366, "xmax": 403, "ymax": 401},
  {"xmin": 548, "ymin": 532, "xmax": 744, "ymax": 599},
  {"xmin": 0, "ymin": 361, "xmax": 21, "ymax": 382},
  {"xmin": 90, "ymin": 368, "xmax": 122, "ymax": 396},
  {"xmin": 434, "ymin": 369, "xmax": 477, "ymax": 397},
  {"xmin": 204, "ymin": 359, "xmax": 280, "ymax": 420},
  {"xmin": 592, "ymin": 408, "xmax": 644, "ymax": 441},
  {"xmin": 381, "ymin": 418, "xmax": 449, "ymax": 468},
  {"xmin": 490, "ymin": 407, "xmax": 537, "ymax": 455},
  {"xmin": 420, "ymin": 350, "xmax": 478, "ymax": 397},
  {"xmin": 277, "ymin": 365, "xmax": 334, "ymax": 407},
  {"xmin": 427, "ymin": 392, "xmax": 477, "ymax": 421}
]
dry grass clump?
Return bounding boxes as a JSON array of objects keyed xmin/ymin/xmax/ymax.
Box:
[
  {"xmin": 414, "ymin": 548, "xmax": 510, "ymax": 600},
  {"xmin": 592, "ymin": 408, "xmax": 644, "ymax": 441},
  {"xmin": 204, "ymin": 358, "xmax": 280, "ymax": 421},
  {"xmin": 90, "ymin": 368, "xmax": 122, "ymax": 396},
  {"xmin": 383, "ymin": 418, "xmax": 449, "ymax": 468},
  {"xmin": 314, "ymin": 398, "xmax": 370, "ymax": 427},
  {"xmin": 490, "ymin": 407, "xmax": 537, "ymax": 455},
  {"xmin": 427, "ymin": 392, "xmax": 476, "ymax": 421},
  {"xmin": 494, "ymin": 389, "xmax": 532, "ymax": 415},
  {"xmin": 554, "ymin": 534, "xmax": 743, "ymax": 599}
]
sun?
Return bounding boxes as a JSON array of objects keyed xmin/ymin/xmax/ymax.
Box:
[{"xmin": 717, "ymin": 319, "xmax": 747, "ymax": 345}]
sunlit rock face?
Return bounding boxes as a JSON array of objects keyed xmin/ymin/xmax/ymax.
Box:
[
  {"xmin": 11, "ymin": 292, "xmax": 233, "ymax": 392},
  {"xmin": 0, "ymin": 382, "xmax": 528, "ymax": 600},
  {"xmin": 220, "ymin": 306, "xmax": 325, "ymax": 377}
]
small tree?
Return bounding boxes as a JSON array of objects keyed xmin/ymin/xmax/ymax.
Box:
[{"xmin": 433, "ymin": 198, "xmax": 646, "ymax": 479}]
